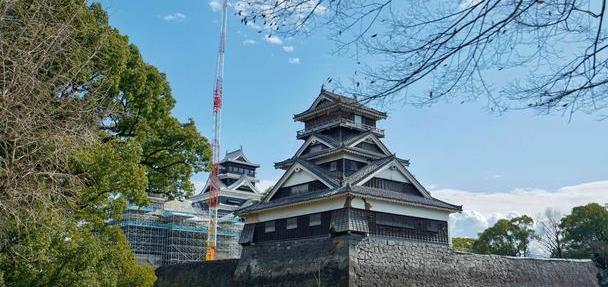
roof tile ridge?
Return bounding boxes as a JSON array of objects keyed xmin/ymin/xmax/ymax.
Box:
[
  {"xmin": 344, "ymin": 130, "xmax": 375, "ymax": 146},
  {"xmin": 309, "ymin": 132, "xmax": 338, "ymax": 146}
]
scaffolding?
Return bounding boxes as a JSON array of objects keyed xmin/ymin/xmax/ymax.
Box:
[{"xmin": 118, "ymin": 198, "xmax": 243, "ymax": 267}]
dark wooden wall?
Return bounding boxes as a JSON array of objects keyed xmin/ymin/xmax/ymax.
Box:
[{"xmin": 245, "ymin": 208, "xmax": 448, "ymax": 245}]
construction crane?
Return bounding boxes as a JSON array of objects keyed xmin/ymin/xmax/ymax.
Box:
[{"xmin": 206, "ymin": 0, "xmax": 228, "ymax": 261}]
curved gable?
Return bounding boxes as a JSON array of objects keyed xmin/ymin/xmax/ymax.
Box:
[
  {"xmin": 309, "ymin": 94, "xmax": 335, "ymax": 110},
  {"xmin": 228, "ymin": 176, "xmax": 261, "ymax": 194},
  {"xmin": 355, "ymin": 159, "xmax": 431, "ymax": 198},
  {"xmin": 347, "ymin": 133, "xmax": 391, "ymax": 156},
  {"xmin": 265, "ymin": 162, "xmax": 336, "ymax": 202},
  {"xmin": 294, "ymin": 135, "xmax": 336, "ymax": 157}
]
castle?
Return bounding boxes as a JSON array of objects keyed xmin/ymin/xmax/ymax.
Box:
[
  {"xmin": 236, "ymin": 88, "xmax": 461, "ymax": 246},
  {"xmin": 154, "ymin": 89, "xmax": 599, "ymax": 287}
]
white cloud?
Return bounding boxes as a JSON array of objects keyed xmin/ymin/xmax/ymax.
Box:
[
  {"xmin": 209, "ymin": 0, "xmax": 222, "ymax": 12},
  {"xmin": 264, "ymin": 35, "xmax": 283, "ymax": 45},
  {"xmin": 282, "ymin": 46, "xmax": 294, "ymax": 52},
  {"xmin": 257, "ymin": 180, "xmax": 276, "ymax": 193},
  {"xmin": 288, "ymin": 57, "xmax": 300, "ymax": 64},
  {"xmin": 243, "ymin": 39, "xmax": 256, "ymax": 45},
  {"xmin": 430, "ymin": 180, "xmax": 608, "ymax": 239},
  {"xmin": 163, "ymin": 12, "xmax": 186, "ymax": 22}
]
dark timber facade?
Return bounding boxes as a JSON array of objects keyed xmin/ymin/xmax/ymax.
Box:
[
  {"xmin": 236, "ymin": 88, "xmax": 461, "ymax": 247},
  {"xmin": 192, "ymin": 148, "xmax": 262, "ymax": 217}
]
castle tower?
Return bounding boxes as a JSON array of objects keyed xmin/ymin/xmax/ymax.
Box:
[
  {"xmin": 192, "ymin": 147, "xmax": 262, "ymax": 217},
  {"xmin": 236, "ymin": 88, "xmax": 461, "ymax": 246}
]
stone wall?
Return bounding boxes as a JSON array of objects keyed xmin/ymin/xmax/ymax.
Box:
[
  {"xmin": 351, "ymin": 237, "xmax": 600, "ymax": 287},
  {"xmin": 233, "ymin": 235, "xmax": 351, "ymax": 286},
  {"xmin": 155, "ymin": 235, "xmax": 600, "ymax": 287}
]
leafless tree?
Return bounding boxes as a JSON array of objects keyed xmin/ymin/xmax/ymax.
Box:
[
  {"xmin": 537, "ymin": 208, "xmax": 565, "ymax": 258},
  {"xmin": 237, "ymin": 0, "xmax": 608, "ymax": 118}
]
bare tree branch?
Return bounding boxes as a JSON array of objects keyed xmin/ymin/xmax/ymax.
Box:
[{"xmin": 238, "ymin": 0, "xmax": 608, "ymax": 118}]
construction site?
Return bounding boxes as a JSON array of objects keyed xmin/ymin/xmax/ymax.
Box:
[
  {"xmin": 118, "ymin": 0, "xmax": 262, "ymax": 268},
  {"xmin": 117, "ymin": 196, "xmax": 240, "ymax": 267},
  {"xmin": 116, "ymin": 147, "xmax": 263, "ymax": 267}
]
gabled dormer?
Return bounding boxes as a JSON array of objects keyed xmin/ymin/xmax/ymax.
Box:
[
  {"xmin": 266, "ymin": 159, "xmax": 339, "ymax": 201},
  {"xmin": 294, "ymin": 133, "xmax": 337, "ymax": 157},
  {"xmin": 344, "ymin": 131, "xmax": 392, "ymax": 156},
  {"xmin": 345, "ymin": 156, "xmax": 430, "ymax": 198}
]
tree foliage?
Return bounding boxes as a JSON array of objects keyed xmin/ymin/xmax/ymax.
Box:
[
  {"xmin": 561, "ymin": 203, "xmax": 608, "ymax": 279},
  {"xmin": 238, "ymin": 0, "xmax": 608, "ymax": 117},
  {"xmin": 0, "ymin": 0, "xmax": 210, "ymax": 285},
  {"xmin": 452, "ymin": 237, "xmax": 476, "ymax": 252},
  {"xmin": 471, "ymin": 215, "xmax": 535, "ymax": 257}
]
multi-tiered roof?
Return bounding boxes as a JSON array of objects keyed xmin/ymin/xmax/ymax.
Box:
[
  {"xmin": 192, "ymin": 147, "xmax": 262, "ymax": 217},
  {"xmin": 237, "ymin": 89, "xmax": 461, "ymax": 245}
]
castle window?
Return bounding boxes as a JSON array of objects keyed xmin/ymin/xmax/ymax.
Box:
[
  {"xmin": 264, "ymin": 221, "xmax": 276, "ymax": 233},
  {"xmin": 329, "ymin": 161, "xmax": 337, "ymax": 172},
  {"xmin": 426, "ymin": 221, "xmax": 440, "ymax": 233},
  {"xmin": 286, "ymin": 218, "xmax": 298, "ymax": 230},
  {"xmin": 309, "ymin": 214, "xmax": 321, "ymax": 226},
  {"xmin": 376, "ymin": 213, "xmax": 415, "ymax": 229},
  {"xmin": 290, "ymin": 183, "xmax": 308, "ymax": 195},
  {"xmin": 349, "ymin": 160, "xmax": 358, "ymax": 171},
  {"xmin": 354, "ymin": 114, "xmax": 363, "ymax": 127}
]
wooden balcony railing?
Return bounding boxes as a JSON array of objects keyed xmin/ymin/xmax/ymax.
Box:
[{"xmin": 297, "ymin": 118, "xmax": 384, "ymax": 137}]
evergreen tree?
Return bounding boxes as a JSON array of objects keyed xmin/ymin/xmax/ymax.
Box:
[
  {"xmin": 0, "ymin": 1, "xmax": 210, "ymax": 285},
  {"xmin": 471, "ymin": 215, "xmax": 535, "ymax": 257}
]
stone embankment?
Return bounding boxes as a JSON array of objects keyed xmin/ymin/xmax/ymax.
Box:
[{"xmin": 155, "ymin": 236, "xmax": 600, "ymax": 287}]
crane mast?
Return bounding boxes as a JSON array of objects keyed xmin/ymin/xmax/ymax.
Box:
[{"xmin": 206, "ymin": 0, "xmax": 228, "ymax": 261}]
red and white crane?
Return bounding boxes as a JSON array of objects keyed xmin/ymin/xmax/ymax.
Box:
[{"xmin": 206, "ymin": 0, "xmax": 228, "ymax": 261}]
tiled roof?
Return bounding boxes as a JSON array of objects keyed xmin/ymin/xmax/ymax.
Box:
[
  {"xmin": 343, "ymin": 130, "xmax": 375, "ymax": 146},
  {"xmin": 220, "ymin": 148, "xmax": 259, "ymax": 167},
  {"xmin": 311, "ymin": 132, "xmax": 339, "ymax": 147},
  {"xmin": 344, "ymin": 155, "xmax": 395, "ymax": 185},
  {"xmin": 294, "ymin": 89, "xmax": 387, "ymax": 120},
  {"xmin": 275, "ymin": 145, "xmax": 388, "ymax": 169},
  {"xmin": 320, "ymin": 90, "xmax": 386, "ymax": 117},
  {"xmin": 294, "ymin": 158, "xmax": 340, "ymax": 187},
  {"xmin": 235, "ymin": 184, "xmax": 461, "ymax": 215},
  {"xmin": 235, "ymin": 187, "xmax": 345, "ymax": 215},
  {"xmin": 347, "ymin": 185, "xmax": 461, "ymax": 211}
]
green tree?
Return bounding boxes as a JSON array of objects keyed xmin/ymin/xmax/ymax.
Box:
[
  {"xmin": 452, "ymin": 237, "xmax": 476, "ymax": 252},
  {"xmin": 471, "ymin": 215, "xmax": 535, "ymax": 257},
  {"xmin": 0, "ymin": 0, "xmax": 209, "ymax": 285},
  {"xmin": 102, "ymin": 45, "xmax": 209, "ymax": 197},
  {"xmin": 561, "ymin": 203, "xmax": 608, "ymax": 283}
]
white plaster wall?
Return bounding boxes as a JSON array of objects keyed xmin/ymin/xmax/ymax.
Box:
[
  {"xmin": 350, "ymin": 197, "xmax": 450, "ymax": 221},
  {"xmin": 282, "ymin": 170, "xmax": 317, "ymax": 187},
  {"xmin": 243, "ymin": 197, "xmax": 346, "ymax": 223},
  {"xmin": 372, "ymin": 168, "xmax": 410, "ymax": 183}
]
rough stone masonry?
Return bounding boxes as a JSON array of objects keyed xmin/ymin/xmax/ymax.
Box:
[
  {"xmin": 155, "ymin": 235, "xmax": 600, "ymax": 287},
  {"xmin": 351, "ymin": 237, "xmax": 599, "ymax": 287}
]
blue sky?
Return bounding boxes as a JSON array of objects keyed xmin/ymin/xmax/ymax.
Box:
[{"xmin": 96, "ymin": 1, "xmax": 608, "ymax": 237}]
